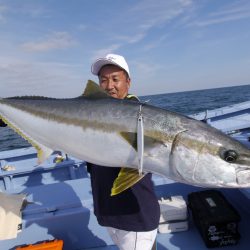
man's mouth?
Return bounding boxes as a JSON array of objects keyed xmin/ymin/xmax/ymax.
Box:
[{"xmin": 108, "ymin": 92, "xmax": 117, "ymax": 96}]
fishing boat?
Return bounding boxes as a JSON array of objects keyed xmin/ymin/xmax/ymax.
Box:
[{"xmin": 0, "ymin": 101, "xmax": 250, "ymax": 250}]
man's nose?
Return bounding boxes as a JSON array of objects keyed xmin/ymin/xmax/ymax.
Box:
[{"xmin": 106, "ymin": 80, "xmax": 115, "ymax": 89}]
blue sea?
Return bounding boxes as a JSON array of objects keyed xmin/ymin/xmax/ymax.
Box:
[{"xmin": 1, "ymin": 84, "xmax": 250, "ymax": 152}]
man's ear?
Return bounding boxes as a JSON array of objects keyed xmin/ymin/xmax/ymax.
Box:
[{"xmin": 127, "ymin": 77, "xmax": 131, "ymax": 88}]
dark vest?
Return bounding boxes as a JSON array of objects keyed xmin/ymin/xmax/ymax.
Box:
[{"xmin": 87, "ymin": 95, "xmax": 160, "ymax": 231}]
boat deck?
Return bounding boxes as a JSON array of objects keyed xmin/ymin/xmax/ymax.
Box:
[
  {"xmin": 90, "ymin": 181, "xmax": 250, "ymax": 250},
  {"xmin": 0, "ymin": 147, "xmax": 250, "ymax": 250}
]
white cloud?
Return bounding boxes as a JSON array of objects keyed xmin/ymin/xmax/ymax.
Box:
[
  {"xmin": 21, "ymin": 32, "xmax": 77, "ymax": 52},
  {"xmin": 129, "ymin": 32, "xmax": 146, "ymax": 44},
  {"xmin": 115, "ymin": 32, "xmax": 147, "ymax": 44},
  {"xmin": 78, "ymin": 24, "xmax": 87, "ymax": 31},
  {"xmin": 12, "ymin": 2, "xmax": 50, "ymax": 18},
  {"xmin": 0, "ymin": 2, "xmax": 50, "ymax": 23},
  {"xmin": 190, "ymin": 1, "xmax": 250, "ymax": 27},
  {"xmin": 132, "ymin": 61, "xmax": 164, "ymax": 78},
  {"xmin": 143, "ymin": 34, "xmax": 169, "ymax": 51},
  {"xmin": 0, "ymin": 59, "xmax": 85, "ymax": 98},
  {"xmin": 91, "ymin": 44, "xmax": 122, "ymax": 60},
  {"xmin": 193, "ymin": 12, "xmax": 250, "ymax": 27},
  {"xmin": 92, "ymin": 0, "xmax": 193, "ymax": 58},
  {"xmin": 130, "ymin": 0, "xmax": 193, "ymax": 30},
  {"xmin": 23, "ymin": 6, "xmax": 50, "ymax": 18},
  {"xmin": 210, "ymin": 1, "xmax": 250, "ymax": 17}
]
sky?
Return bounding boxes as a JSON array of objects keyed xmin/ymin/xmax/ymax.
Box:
[{"xmin": 0, "ymin": 0, "xmax": 250, "ymax": 98}]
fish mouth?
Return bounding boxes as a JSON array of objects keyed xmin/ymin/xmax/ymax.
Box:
[{"xmin": 235, "ymin": 167, "xmax": 250, "ymax": 187}]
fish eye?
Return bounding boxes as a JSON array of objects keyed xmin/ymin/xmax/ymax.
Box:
[{"xmin": 220, "ymin": 149, "xmax": 238, "ymax": 163}]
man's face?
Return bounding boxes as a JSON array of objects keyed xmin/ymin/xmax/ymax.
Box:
[{"xmin": 98, "ymin": 65, "xmax": 131, "ymax": 99}]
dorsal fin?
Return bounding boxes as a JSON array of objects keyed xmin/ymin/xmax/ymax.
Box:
[{"xmin": 82, "ymin": 80, "xmax": 110, "ymax": 99}]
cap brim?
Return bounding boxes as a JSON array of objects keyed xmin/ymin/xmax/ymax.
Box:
[
  {"xmin": 91, "ymin": 58, "xmax": 121, "ymax": 75},
  {"xmin": 91, "ymin": 58, "xmax": 114, "ymax": 75}
]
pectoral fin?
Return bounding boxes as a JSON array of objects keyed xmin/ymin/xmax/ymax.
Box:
[
  {"xmin": 119, "ymin": 132, "xmax": 137, "ymax": 151},
  {"xmin": 111, "ymin": 168, "xmax": 145, "ymax": 196}
]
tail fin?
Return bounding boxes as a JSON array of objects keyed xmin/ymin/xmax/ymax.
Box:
[
  {"xmin": 0, "ymin": 111, "xmax": 53, "ymax": 163},
  {"xmin": 0, "ymin": 99, "xmax": 7, "ymax": 127}
]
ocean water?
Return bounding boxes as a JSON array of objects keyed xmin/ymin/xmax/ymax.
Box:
[{"xmin": 0, "ymin": 84, "xmax": 250, "ymax": 152}]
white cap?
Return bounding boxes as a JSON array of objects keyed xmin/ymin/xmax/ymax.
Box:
[{"xmin": 91, "ymin": 53, "xmax": 130, "ymax": 77}]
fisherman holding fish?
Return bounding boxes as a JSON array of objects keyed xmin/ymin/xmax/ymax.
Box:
[
  {"xmin": 87, "ymin": 54, "xmax": 160, "ymax": 250},
  {"xmin": 2, "ymin": 53, "xmax": 250, "ymax": 249}
]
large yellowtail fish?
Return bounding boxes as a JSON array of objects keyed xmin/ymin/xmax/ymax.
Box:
[{"xmin": 0, "ymin": 80, "xmax": 250, "ymax": 193}]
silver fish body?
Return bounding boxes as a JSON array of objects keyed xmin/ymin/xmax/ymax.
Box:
[{"xmin": 0, "ymin": 86, "xmax": 250, "ymax": 188}]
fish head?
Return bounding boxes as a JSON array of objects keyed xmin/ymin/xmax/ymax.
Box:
[
  {"xmin": 217, "ymin": 143, "xmax": 250, "ymax": 187},
  {"xmin": 170, "ymin": 120, "xmax": 250, "ymax": 188}
]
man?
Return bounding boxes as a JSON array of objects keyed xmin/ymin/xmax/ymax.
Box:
[{"xmin": 87, "ymin": 54, "xmax": 160, "ymax": 250}]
